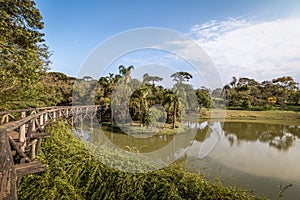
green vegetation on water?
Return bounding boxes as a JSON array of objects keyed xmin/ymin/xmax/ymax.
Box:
[{"xmin": 18, "ymin": 120, "xmax": 266, "ymax": 199}]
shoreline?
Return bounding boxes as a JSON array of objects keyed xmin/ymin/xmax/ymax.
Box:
[
  {"xmin": 99, "ymin": 109, "xmax": 300, "ymax": 136},
  {"xmin": 185, "ymin": 109, "xmax": 300, "ymax": 125}
]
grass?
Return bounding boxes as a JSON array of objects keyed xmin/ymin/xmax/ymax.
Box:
[
  {"xmin": 101, "ymin": 121, "xmax": 188, "ymax": 136},
  {"xmin": 18, "ymin": 120, "xmax": 267, "ymax": 200},
  {"xmin": 192, "ymin": 109, "xmax": 300, "ymax": 125}
]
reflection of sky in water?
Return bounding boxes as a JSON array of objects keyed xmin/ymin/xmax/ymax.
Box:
[
  {"xmin": 183, "ymin": 121, "xmax": 208, "ymax": 129},
  {"xmin": 197, "ymin": 122, "xmax": 223, "ymax": 158},
  {"xmin": 208, "ymin": 137, "xmax": 300, "ymax": 185},
  {"xmin": 187, "ymin": 121, "xmax": 300, "ymax": 192}
]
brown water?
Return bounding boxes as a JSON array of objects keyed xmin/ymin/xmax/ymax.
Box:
[
  {"xmin": 186, "ymin": 121, "xmax": 300, "ymax": 200},
  {"xmin": 79, "ymin": 121, "xmax": 300, "ymax": 199}
]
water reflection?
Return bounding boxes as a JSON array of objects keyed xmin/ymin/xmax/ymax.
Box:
[
  {"xmin": 76, "ymin": 120, "xmax": 300, "ymax": 198},
  {"xmin": 75, "ymin": 119, "xmax": 199, "ymax": 172},
  {"xmin": 185, "ymin": 121, "xmax": 300, "ymax": 200},
  {"xmin": 184, "ymin": 121, "xmax": 300, "ymax": 151},
  {"xmin": 223, "ymin": 122, "xmax": 300, "ymax": 151}
]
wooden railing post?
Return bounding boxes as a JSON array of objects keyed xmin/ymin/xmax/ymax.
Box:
[
  {"xmin": 19, "ymin": 112, "xmax": 26, "ymax": 152},
  {"xmin": 90, "ymin": 113, "xmax": 93, "ymax": 131},
  {"xmin": 53, "ymin": 111, "xmax": 56, "ymax": 121},
  {"xmin": 30, "ymin": 139, "xmax": 38, "ymax": 160},
  {"xmin": 31, "ymin": 118, "xmax": 36, "ymax": 133},
  {"xmin": 39, "ymin": 115, "xmax": 44, "ymax": 129},
  {"xmin": 44, "ymin": 113, "xmax": 48, "ymax": 124},
  {"xmin": 0, "ymin": 129, "xmax": 17, "ymax": 200},
  {"xmin": 80, "ymin": 113, "xmax": 83, "ymax": 139}
]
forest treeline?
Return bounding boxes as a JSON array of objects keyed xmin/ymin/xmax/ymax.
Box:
[
  {"xmin": 1, "ymin": 0, "xmax": 299, "ymax": 115},
  {"xmin": 215, "ymin": 76, "xmax": 300, "ymax": 110},
  {"xmin": 1, "ymin": 65, "xmax": 299, "ymax": 111}
]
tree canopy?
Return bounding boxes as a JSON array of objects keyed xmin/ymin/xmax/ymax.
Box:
[
  {"xmin": 171, "ymin": 71, "xmax": 193, "ymax": 83},
  {"xmin": 0, "ymin": 0, "xmax": 50, "ymax": 109},
  {"xmin": 222, "ymin": 76, "xmax": 299, "ymax": 109}
]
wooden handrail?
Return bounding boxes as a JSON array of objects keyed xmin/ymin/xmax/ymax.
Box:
[
  {"xmin": 0, "ymin": 105, "xmax": 99, "ymax": 199},
  {"xmin": 0, "ymin": 129, "xmax": 17, "ymax": 200},
  {"xmin": 0, "ymin": 105, "xmax": 98, "ymax": 131},
  {"xmin": 0, "ymin": 106, "xmax": 59, "ymax": 115},
  {"xmin": 0, "ymin": 105, "xmax": 98, "ymax": 115},
  {"xmin": 0, "ymin": 105, "xmax": 99, "ymax": 125}
]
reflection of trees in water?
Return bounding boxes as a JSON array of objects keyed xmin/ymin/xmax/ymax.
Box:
[
  {"xmin": 286, "ymin": 125, "xmax": 300, "ymax": 139},
  {"xmin": 81, "ymin": 121, "xmax": 197, "ymax": 155},
  {"xmin": 194, "ymin": 126, "xmax": 210, "ymax": 142},
  {"xmin": 222, "ymin": 122, "xmax": 299, "ymax": 151},
  {"xmin": 84, "ymin": 120, "xmax": 300, "ymax": 152},
  {"xmin": 186, "ymin": 121, "xmax": 210, "ymax": 142}
]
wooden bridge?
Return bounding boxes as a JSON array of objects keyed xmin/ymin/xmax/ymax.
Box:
[{"xmin": 0, "ymin": 105, "xmax": 99, "ymax": 200}]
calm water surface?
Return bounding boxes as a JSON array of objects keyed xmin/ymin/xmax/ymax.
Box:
[
  {"xmin": 186, "ymin": 121, "xmax": 300, "ymax": 200},
  {"xmin": 79, "ymin": 121, "xmax": 300, "ymax": 199}
]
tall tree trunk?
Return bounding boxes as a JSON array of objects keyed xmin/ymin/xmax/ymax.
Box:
[
  {"xmin": 111, "ymin": 107, "xmax": 114, "ymax": 126},
  {"xmin": 173, "ymin": 103, "xmax": 176, "ymax": 129},
  {"xmin": 140, "ymin": 100, "xmax": 143, "ymax": 127}
]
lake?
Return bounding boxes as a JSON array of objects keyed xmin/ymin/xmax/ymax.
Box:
[
  {"xmin": 186, "ymin": 121, "xmax": 300, "ymax": 200},
  {"xmin": 77, "ymin": 120, "xmax": 300, "ymax": 199}
]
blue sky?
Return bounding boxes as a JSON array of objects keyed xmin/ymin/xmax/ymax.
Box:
[{"xmin": 35, "ymin": 0, "xmax": 300, "ymax": 87}]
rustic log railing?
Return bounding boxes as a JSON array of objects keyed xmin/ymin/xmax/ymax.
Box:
[{"xmin": 0, "ymin": 105, "xmax": 98, "ymax": 200}]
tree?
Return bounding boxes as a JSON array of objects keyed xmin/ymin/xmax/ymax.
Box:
[
  {"xmin": 163, "ymin": 90, "xmax": 178, "ymax": 128},
  {"xmin": 211, "ymin": 88, "xmax": 223, "ymax": 98},
  {"xmin": 195, "ymin": 88, "xmax": 211, "ymax": 109},
  {"xmin": 72, "ymin": 78, "xmax": 97, "ymax": 105},
  {"xmin": 39, "ymin": 72, "xmax": 75, "ymax": 106},
  {"xmin": 0, "ymin": 0, "xmax": 50, "ymax": 109},
  {"xmin": 229, "ymin": 76, "xmax": 237, "ymax": 88},
  {"xmin": 118, "ymin": 65, "xmax": 134, "ymax": 86},
  {"xmin": 130, "ymin": 85, "xmax": 150, "ymax": 127},
  {"xmin": 142, "ymin": 73, "xmax": 163, "ymax": 87},
  {"xmin": 272, "ymin": 76, "xmax": 298, "ymax": 105},
  {"xmin": 171, "ymin": 71, "xmax": 193, "ymax": 83}
]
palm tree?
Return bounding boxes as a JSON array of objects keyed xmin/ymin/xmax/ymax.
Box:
[
  {"xmin": 163, "ymin": 91, "xmax": 178, "ymax": 129},
  {"xmin": 132, "ymin": 86, "xmax": 150, "ymax": 127},
  {"xmin": 98, "ymin": 73, "xmax": 123, "ymax": 125},
  {"xmin": 118, "ymin": 65, "xmax": 134, "ymax": 86}
]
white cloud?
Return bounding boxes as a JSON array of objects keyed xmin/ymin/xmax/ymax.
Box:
[
  {"xmin": 190, "ymin": 18, "xmax": 300, "ymax": 84},
  {"xmin": 102, "ymin": 19, "xmax": 300, "ymax": 89}
]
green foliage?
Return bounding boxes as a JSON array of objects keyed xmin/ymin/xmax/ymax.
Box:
[
  {"xmin": 223, "ymin": 76, "xmax": 299, "ymax": 110},
  {"xmin": 251, "ymin": 104, "xmax": 274, "ymax": 111},
  {"xmin": 36, "ymin": 72, "xmax": 75, "ymax": 106},
  {"xmin": 195, "ymin": 88, "xmax": 212, "ymax": 109},
  {"xmin": 142, "ymin": 73, "xmax": 163, "ymax": 86},
  {"xmin": 148, "ymin": 105, "xmax": 166, "ymax": 127},
  {"xmin": 0, "ymin": 0, "xmax": 50, "ymax": 110},
  {"xmin": 73, "ymin": 78, "xmax": 98, "ymax": 105},
  {"xmin": 18, "ymin": 121, "xmax": 266, "ymax": 200},
  {"xmin": 171, "ymin": 71, "xmax": 193, "ymax": 83}
]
